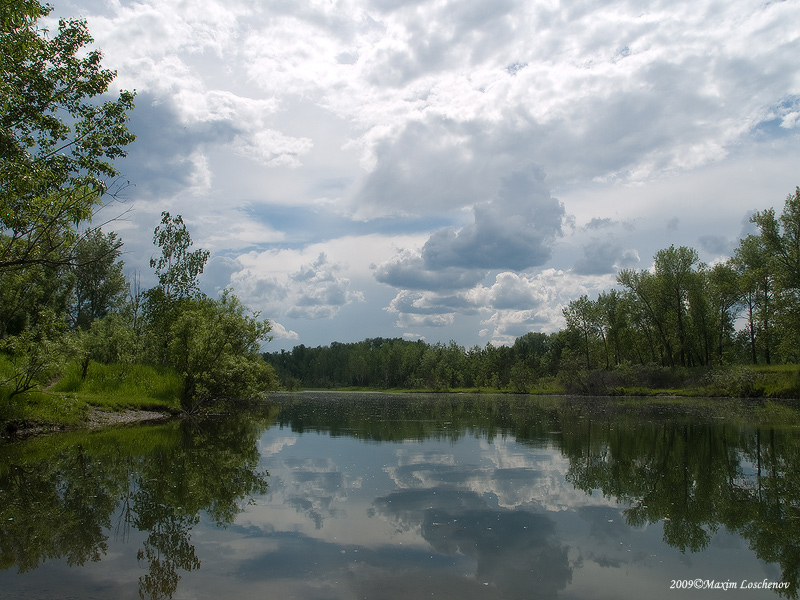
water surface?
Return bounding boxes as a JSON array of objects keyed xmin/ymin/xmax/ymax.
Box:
[{"xmin": 1, "ymin": 392, "xmax": 798, "ymax": 599}]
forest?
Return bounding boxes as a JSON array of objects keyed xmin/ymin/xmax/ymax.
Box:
[{"xmin": 265, "ymin": 187, "xmax": 800, "ymax": 397}]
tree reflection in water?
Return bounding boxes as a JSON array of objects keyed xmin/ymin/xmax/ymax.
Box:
[
  {"xmin": 277, "ymin": 393, "xmax": 800, "ymax": 598},
  {"xmin": 0, "ymin": 409, "xmax": 274, "ymax": 599},
  {"xmin": 2, "ymin": 394, "xmax": 800, "ymax": 599}
]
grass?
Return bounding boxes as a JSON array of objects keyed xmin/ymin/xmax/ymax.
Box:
[
  {"xmin": 1, "ymin": 360, "xmax": 182, "ymax": 433},
  {"xmin": 50, "ymin": 361, "xmax": 182, "ymax": 409}
]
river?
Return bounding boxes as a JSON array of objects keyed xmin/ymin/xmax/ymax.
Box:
[{"xmin": 1, "ymin": 392, "xmax": 798, "ymax": 599}]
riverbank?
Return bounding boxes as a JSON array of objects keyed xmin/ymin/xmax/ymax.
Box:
[
  {"xmin": 0, "ymin": 361, "xmax": 182, "ymax": 438},
  {"xmin": 4, "ymin": 362, "xmax": 799, "ymax": 438},
  {"xmin": 2, "ymin": 406, "xmax": 175, "ymax": 439},
  {"xmin": 297, "ymin": 364, "xmax": 800, "ymax": 399}
]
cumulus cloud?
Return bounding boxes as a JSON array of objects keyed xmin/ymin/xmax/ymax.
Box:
[
  {"xmin": 230, "ymin": 253, "xmax": 365, "ymax": 320},
  {"xmin": 421, "ymin": 167, "xmax": 565, "ymax": 270},
  {"xmin": 120, "ymin": 93, "xmax": 237, "ymax": 197},
  {"xmin": 376, "ymin": 166, "xmax": 564, "ymax": 293},
  {"xmin": 384, "ymin": 269, "xmax": 616, "ymax": 343},
  {"xmin": 60, "ymin": 0, "xmax": 800, "ymax": 352},
  {"xmin": 374, "ymin": 251, "xmax": 486, "ymax": 291},
  {"xmin": 573, "ymin": 238, "xmax": 641, "ymax": 275},
  {"xmin": 269, "ymin": 321, "xmax": 300, "ymax": 341}
]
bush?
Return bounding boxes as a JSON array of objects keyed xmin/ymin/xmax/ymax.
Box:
[{"xmin": 705, "ymin": 366, "xmax": 764, "ymax": 398}]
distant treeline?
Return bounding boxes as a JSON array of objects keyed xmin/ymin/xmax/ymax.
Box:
[
  {"xmin": 265, "ymin": 334, "xmax": 562, "ymax": 391},
  {"xmin": 266, "ymin": 188, "xmax": 800, "ymax": 395}
]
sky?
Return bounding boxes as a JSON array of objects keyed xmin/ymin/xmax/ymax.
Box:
[{"xmin": 54, "ymin": 0, "xmax": 800, "ymax": 351}]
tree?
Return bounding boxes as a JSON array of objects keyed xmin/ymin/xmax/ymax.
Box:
[
  {"xmin": 751, "ymin": 188, "xmax": 800, "ymax": 360},
  {"xmin": 732, "ymin": 235, "xmax": 775, "ymax": 364},
  {"xmin": 0, "ymin": 0, "xmax": 136, "ymax": 272},
  {"xmin": 563, "ymin": 295, "xmax": 599, "ymax": 369},
  {"xmin": 69, "ymin": 229, "xmax": 127, "ymax": 329},
  {"xmin": 752, "ymin": 188, "xmax": 800, "ymax": 291},
  {"xmin": 145, "ymin": 213, "xmax": 210, "ymax": 365},
  {"xmin": 653, "ymin": 245, "xmax": 699, "ymax": 367},
  {"xmin": 165, "ymin": 291, "xmax": 276, "ymax": 411},
  {"xmin": 707, "ymin": 262, "xmax": 741, "ymax": 364},
  {"xmin": 149, "ymin": 212, "xmax": 210, "ymax": 302},
  {"xmin": 618, "ymin": 268, "xmax": 673, "ymax": 365},
  {"xmin": 0, "ymin": 1, "xmax": 135, "ymax": 398}
]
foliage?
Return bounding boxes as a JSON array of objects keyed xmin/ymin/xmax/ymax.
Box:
[
  {"xmin": 751, "ymin": 187, "xmax": 800, "ymax": 361},
  {"xmin": 0, "ymin": 1, "xmax": 135, "ymax": 272},
  {"xmin": 0, "ymin": 3, "xmax": 278, "ymax": 425},
  {"xmin": 0, "ymin": 414, "xmax": 273, "ymax": 596},
  {"xmin": 69, "ymin": 228, "xmax": 127, "ymax": 329},
  {"xmin": 0, "ymin": 306, "xmax": 66, "ymax": 396},
  {"xmin": 149, "ymin": 212, "xmax": 210, "ymax": 302},
  {"xmin": 164, "ymin": 291, "xmax": 276, "ymax": 410}
]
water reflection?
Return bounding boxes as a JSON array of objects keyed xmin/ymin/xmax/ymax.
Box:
[
  {"xmin": 373, "ymin": 488, "xmax": 572, "ymax": 598},
  {"xmin": 272, "ymin": 393, "xmax": 800, "ymax": 598},
  {"xmin": 1, "ymin": 393, "xmax": 799, "ymax": 599},
  {"xmin": 0, "ymin": 409, "xmax": 274, "ymax": 599}
]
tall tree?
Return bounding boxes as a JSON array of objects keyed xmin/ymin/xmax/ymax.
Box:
[
  {"xmin": 707, "ymin": 262, "xmax": 741, "ymax": 364},
  {"xmin": 751, "ymin": 188, "xmax": 800, "ymax": 361},
  {"xmin": 732, "ymin": 235, "xmax": 775, "ymax": 364},
  {"xmin": 618, "ymin": 268, "xmax": 673, "ymax": 365},
  {"xmin": 563, "ymin": 295, "xmax": 599, "ymax": 369},
  {"xmin": 69, "ymin": 229, "xmax": 126, "ymax": 329},
  {"xmin": 653, "ymin": 245, "xmax": 699, "ymax": 367},
  {"xmin": 149, "ymin": 212, "xmax": 210, "ymax": 302},
  {"xmin": 145, "ymin": 213, "xmax": 210, "ymax": 366}
]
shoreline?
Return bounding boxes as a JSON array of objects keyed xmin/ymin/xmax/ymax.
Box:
[{"xmin": 2, "ymin": 408, "xmax": 174, "ymax": 440}]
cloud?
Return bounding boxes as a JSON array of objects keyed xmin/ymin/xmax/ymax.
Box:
[
  {"xmin": 698, "ymin": 234, "xmax": 733, "ymax": 256},
  {"xmin": 584, "ymin": 218, "xmax": 616, "ymax": 230},
  {"xmin": 372, "ymin": 489, "xmax": 573, "ymax": 599},
  {"xmin": 383, "ymin": 268, "xmax": 616, "ymax": 344},
  {"xmin": 422, "ymin": 167, "xmax": 565, "ymax": 270},
  {"xmin": 60, "ymin": 0, "xmax": 800, "ymax": 353},
  {"xmin": 573, "ymin": 238, "xmax": 640, "ymax": 275},
  {"xmin": 269, "ymin": 321, "xmax": 299, "ymax": 340},
  {"xmin": 230, "ymin": 252, "xmax": 365, "ymax": 320},
  {"xmin": 119, "ymin": 93, "xmax": 237, "ymax": 197},
  {"xmin": 375, "ymin": 251, "xmax": 486, "ymax": 291},
  {"xmin": 375, "ymin": 166, "xmax": 564, "ymax": 293}
]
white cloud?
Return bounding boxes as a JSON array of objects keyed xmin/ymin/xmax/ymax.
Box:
[
  {"xmin": 383, "ymin": 268, "xmax": 617, "ymax": 344},
  {"xmin": 55, "ymin": 0, "xmax": 800, "ymax": 351},
  {"xmin": 230, "ymin": 252, "xmax": 365, "ymax": 320},
  {"xmin": 269, "ymin": 321, "xmax": 300, "ymax": 341}
]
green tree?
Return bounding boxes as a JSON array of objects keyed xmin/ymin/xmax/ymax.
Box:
[
  {"xmin": 707, "ymin": 262, "xmax": 741, "ymax": 364},
  {"xmin": 653, "ymin": 245, "xmax": 699, "ymax": 367},
  {"xmin": 0, "ymin": 0, "xmax": 135, "ymax": 272},
  {"xmin": 144, "ymin": 213, "xmax": 210, "ymax": 365},
  {"xmin": 733, "ymin": 234, "xmax": 775, "ymax": 364},
  {"xmin": 618, "ymin": 268, "xmax": 672, "ymax": 365},
  {"xmin": 149, "ymin": 212, "xmax": 210, "ymax": 302},
  {"xmin": 563, "ymin": 295, "xmax": 600, "ymax": 369},
  {"xmin": 69, "ymin": 228, "xmax": 127, "ymax": 329},
  {"xmin": 165, "ymin": 291, "xmax": 276, "ymax": 411},
  {"xmin": 751, "ymin": 187, "xmax": 800, "ymax": 361}
]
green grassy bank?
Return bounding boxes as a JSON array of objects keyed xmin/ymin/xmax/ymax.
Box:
[
  {"xmin": 289, "ymin": 364, "xmax": 800, "ymax": 399},
  {"xmin": 1, "ymin": 359, "xmax": 182, "ymax": 435}
]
